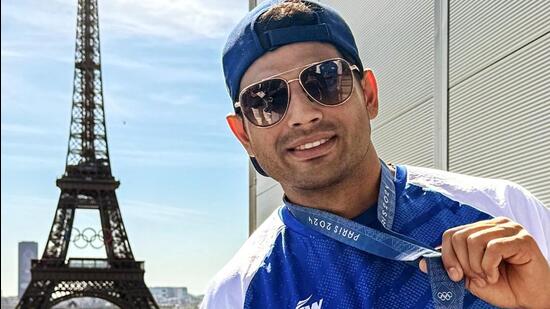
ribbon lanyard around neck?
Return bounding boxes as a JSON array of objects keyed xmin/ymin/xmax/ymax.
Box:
[{"xmin": 285, "ymin": 161, "xmax": 465, "ymax": 308}]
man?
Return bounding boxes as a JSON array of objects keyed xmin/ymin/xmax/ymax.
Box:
[{"xmin": 202, "ymin": 0, "xmax": 550, "ymax": 308}]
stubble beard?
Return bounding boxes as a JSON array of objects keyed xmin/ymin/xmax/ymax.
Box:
[
  {"xmin": 277, "ymin": 134, "xmax": 373, "ymax": 192},
  {"xmin": 252, "ymin": 111, "xmax": 373, "ymax": 192}
]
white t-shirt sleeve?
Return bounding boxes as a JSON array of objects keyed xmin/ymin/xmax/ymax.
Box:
[
  {"xmin": 406, "ymin": 165, "xmax": 550, "ymax": 260},
  {"xmin": 200, "ymin": 208, "xmax": 285, "ymax": 309},
  {"xmin": 200, "ymin": 273, "xmax": 244, "ymax": 309},
  {"xmin": 499, "ymin": 181, "xmax": 550, "ymax": 260}
]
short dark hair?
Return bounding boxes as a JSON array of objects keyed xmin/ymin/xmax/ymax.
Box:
[{"xmin": 258, "ymin": 0, "xmax": 313, "ymax": 24}]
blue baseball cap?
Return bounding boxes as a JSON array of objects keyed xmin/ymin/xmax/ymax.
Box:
[{"xmin": 222, "ymin": 0, "xmax": 363, "ymax": 177}]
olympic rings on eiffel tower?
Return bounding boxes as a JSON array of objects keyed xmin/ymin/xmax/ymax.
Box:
[{"xmin": 71, "ymin": 227, "xmax": 112, "ymax": 249}]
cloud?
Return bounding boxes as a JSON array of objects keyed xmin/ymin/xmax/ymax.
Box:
[
  {"xmin": 0, "ymin": 48, "xmax": 24, "ymax": 58},
  {"xmin": 0, "ymin": 44, "xmax": 72, "ymax": 64},
  {"xmin": 0, "ymin": 194, "xmax": 207, "ymax": 222},
  {"xmin": 1, "ymin": 123, "xmax": 50, "ymax": 136},
  {"xmin": 124, "ymin": 65, "xmax": 221, "ymax": 84},
  {"xmin": 0, "ymin": 123, "xmax": 65, "ymax": 140},
  {"xmin": 1, "ymin": 142, "xmax": 243, "ymax": 171},
  {"xmin": 0, "ymin": 195, "xmax": 58, "ymax": 216},
  {"xmin": 103, "ymin": 93, "xmax": 140, "ymax": 120},
  {"xmin": 1, "ymin": 140, "xmax": 64, "ymax": 153},
  {"xmin": 122, "ymin": 200, "xmax": 210, "ymax": 224},
  {"xmin": 99, "ymin": 0, "xmax": 245, "ymax": 41},
  {"xmin": 1, "ymin": 1, "xmax": 75, "ymax": 38},
  {"xmin": 2, "ymin": 195, "xmax": 56, "ymax": 207},
  {"xmin": 2, "ymin": 0, "xmax": 246, "ymax": 44},
  {"xmin": 112, "ymin": 148, "xmax": 243, "ymax": 168},
  {"xmin": 149, "ymin": 93, "xmax": 198, "ymax": 106},
  {"xmin": 103, "ymin": 54, "xmax": 152, "ymax": 70},
  {"xmin": 1, "ymin": 154, "xmax": 60, "ymax": 169}
]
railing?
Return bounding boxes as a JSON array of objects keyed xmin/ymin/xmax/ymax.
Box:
[
  {"xmin": 68, "ymin": 258, "xmax": 109, "ymax": 268},
  {"xmin": 31, "ymin": 258, "xmax": 145, "ymax": 270}
]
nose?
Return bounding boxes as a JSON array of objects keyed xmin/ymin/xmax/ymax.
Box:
[{"xmin": 285, "ymin": 80, "xmax": 323, "ymax": 128}]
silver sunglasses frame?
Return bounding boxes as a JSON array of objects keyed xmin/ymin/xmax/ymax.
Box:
[{"xmin": 234, "ymin": 57, "xmax": 360, "ymax": 128}]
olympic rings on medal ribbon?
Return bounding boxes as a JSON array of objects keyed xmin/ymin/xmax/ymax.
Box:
[{"xmin": 437, "ymin": 291, "xmax": 453, "ymax": 301}]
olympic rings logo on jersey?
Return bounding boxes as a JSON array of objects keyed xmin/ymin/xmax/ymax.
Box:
[
  {"xmin": 70, "ymin": 227, "xmax": 112, "ymax": 249},
  {"xmin": 437, "ymin": 291, "xmax": 453, "ymax": 301}
]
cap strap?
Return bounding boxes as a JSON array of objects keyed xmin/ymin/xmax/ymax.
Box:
[{"xmin": 264, "ymin": 24, "xmax": 331, "ymax": 50}]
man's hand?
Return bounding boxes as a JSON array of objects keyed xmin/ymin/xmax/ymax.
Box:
[{"xmin": 419, "ymin": 217, "xmax": 550, "ymax": 309}]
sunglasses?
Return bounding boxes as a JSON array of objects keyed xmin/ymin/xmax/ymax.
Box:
[{"xmin": 234, "ymin": 58, "xmax": 360, "ymax": 127}]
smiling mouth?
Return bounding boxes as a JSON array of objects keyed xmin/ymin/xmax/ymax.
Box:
[
  {"xmin": 287, "ymin": 136, "xmax": 337, "ymax": 161},
  {"xmin": 294, "ymin": 138, "xmax": 330, "ymax": 151}
]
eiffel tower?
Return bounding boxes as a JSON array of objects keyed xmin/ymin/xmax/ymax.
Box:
[{"xmin": 16, "ymin": 0, "xmax": 158, "ymax": 308}]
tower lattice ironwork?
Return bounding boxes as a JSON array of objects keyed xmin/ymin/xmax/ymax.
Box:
[{"xmin": 17, "ymin": 0, "xmax": 158, "ymax": 308}]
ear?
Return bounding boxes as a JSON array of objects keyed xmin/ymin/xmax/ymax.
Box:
[
  {"xmin": 360, "ymin": 69, "xmax": 379, "ymax": 119},
  {"xmin": 226, "ymin": 114, "xmax": 255, "ymax": 156}
]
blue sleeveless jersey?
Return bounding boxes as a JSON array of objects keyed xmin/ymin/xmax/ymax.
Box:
[{"xmin": 202, "ymin": 165, "xmax": 550, "ymax": 309}]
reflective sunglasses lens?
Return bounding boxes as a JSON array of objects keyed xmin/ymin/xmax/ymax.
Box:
[
  {"xmin": 240, "ymin": 79, "xmax": 288, "ymax": 127},
  {"xmin": 300, "ymin": 59, "xmax": 354, "ymax": 105}
]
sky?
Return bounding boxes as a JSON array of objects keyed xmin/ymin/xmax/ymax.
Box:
[{"xmin": 1, "ymin": 0, "xmax": 250, "ymax": 297}]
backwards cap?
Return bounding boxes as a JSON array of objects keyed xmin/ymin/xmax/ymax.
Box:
[{"xmin": 222, "ymin": 0, "xmax": 363, "ymax": 177}]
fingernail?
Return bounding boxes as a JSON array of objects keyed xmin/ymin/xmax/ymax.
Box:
[{"xmin": 448, "ymin": 267, "xmax": 460, "ymax": 281}]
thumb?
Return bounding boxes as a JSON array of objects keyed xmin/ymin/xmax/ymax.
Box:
[{"xmin": 419, "ymin": 258, "xmax": 428, "ymax": 273}]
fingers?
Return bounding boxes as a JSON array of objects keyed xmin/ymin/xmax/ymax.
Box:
[
  {"xmin": 481, "ymin": 230, "xmax": 536, "ymax": 284},
  {"xmin": 442, "ymin": 223, "xmax": 493, "ymax": 282},
  {"xmin": 441, "ymin": 226, "xmax": 464, "ymax": 281},
  {"xmin": 419, "ymin": 259, "xmax": 427, "ymax": 273},
  {"xmin": 440, "ymin": 217, "xmax": 522, "ymax": 285},
  {"xmin": 466, "ymin": 225, "xmax": 518, "ymax": 281}
]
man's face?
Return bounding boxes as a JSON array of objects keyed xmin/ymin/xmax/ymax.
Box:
[{"xmin": 234, "ymin": 42, "xmax": 377, "ymax": 191}]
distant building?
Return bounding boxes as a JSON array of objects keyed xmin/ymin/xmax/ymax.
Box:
[
  {"xmin": 149, "ymin": 287, "xmax": 204, "ymax": 308},
  {"xmin": 54, "ymin": 297, "xmax": 117, "ymax": 308},
  {"xmin": 150, "ymin": 287, "xmax": 189, "ymax": 304},
  {"xmin": 1, "ymin": 295, "xmax": 19, "ymax": 309},
  {"xmin": 151, "ymin": 286, "xmax": 188, "ymax": 298},
  {"xmin": 18, "ymin": 242, "xmax": 38, "ymax": 299}
]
